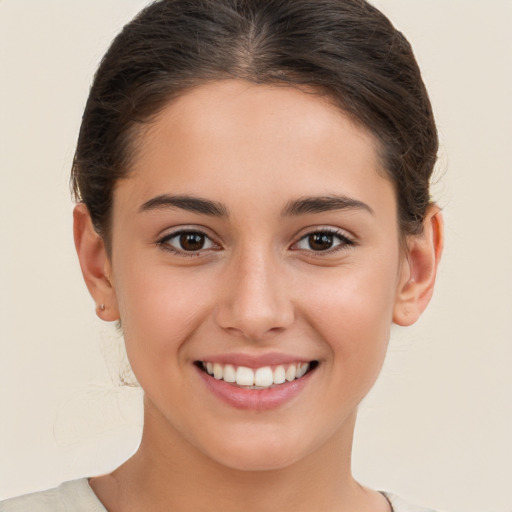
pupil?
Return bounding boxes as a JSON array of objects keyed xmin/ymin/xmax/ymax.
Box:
[
  {"xmin": 180, "ymin": 233, "xmax": 204, "ymax": 251},
  {"xmin": 309, "ymin": 233, "xmax": 333, "ymax": 251}
]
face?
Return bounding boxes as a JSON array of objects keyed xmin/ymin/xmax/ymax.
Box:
[{"xmin": 107, "ymin": 80, "xmax": 408, "ymax": 471}]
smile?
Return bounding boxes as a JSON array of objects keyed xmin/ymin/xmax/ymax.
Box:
[{"xmin": 198, "ymin": 361, "xmax": 318, "ymax": 389}]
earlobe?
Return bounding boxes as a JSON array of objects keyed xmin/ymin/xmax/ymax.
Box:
[
  {"xmin": 73, "ymin": 204, "xmax": 120, "ymax": 322},
  {"xmin": 393, "ymin": 205, "xmax": 444, "ymax": 326}
]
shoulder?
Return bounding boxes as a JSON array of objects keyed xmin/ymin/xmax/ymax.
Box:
[
  {"xmin": 0, "ymin": 479, "xmax": 107, "ymax": 512},
  {"xmin": 382, "ymin": 491, "xmax": 440, "ymax": 512}
]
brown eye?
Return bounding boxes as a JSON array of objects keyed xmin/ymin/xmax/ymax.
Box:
[
  {"xmin": 293, "ymin": 230, "xmax": 354, "ymax": 253},
  {"xmin": 307, "ymin": 233, "xmax": 335, "ymax": 251},
  {"xmin": 160, "ymin": 230, "xmax": 216, "ymax": 253},
  {"xmin": 179, "ymin": 232, "xmax": 206, "ymax": 251}
]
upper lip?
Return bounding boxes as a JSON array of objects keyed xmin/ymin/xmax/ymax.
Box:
[{"xmin": 196, "ymin": 352, "xmax": 315, "ymax": 368}]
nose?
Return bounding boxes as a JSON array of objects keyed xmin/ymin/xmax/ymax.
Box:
[{"xmin": 214, "ymin": 250, "xmax": 295, "ymax": 341}]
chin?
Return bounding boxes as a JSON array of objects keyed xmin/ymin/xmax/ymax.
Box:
[
  {"xmin": 213, "ymin": 448, "xmax": 302, "ymax": 472},
  {"xmin": 199, "ymin": 429, "xmax": 307, "ymax": 472}
]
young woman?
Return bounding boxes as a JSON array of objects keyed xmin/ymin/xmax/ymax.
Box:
[{"xmin": 1, "ymin": 1, "xmax": 444, "ymax": 511}]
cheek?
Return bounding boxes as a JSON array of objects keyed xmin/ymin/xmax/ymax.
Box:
[
  {"xmin": 299, "ymin": 259, "xmax": 399, "ymax": 386},
  {"xmin": 113, "ymin": 260, "xmax": 216, "ymax": 370}
]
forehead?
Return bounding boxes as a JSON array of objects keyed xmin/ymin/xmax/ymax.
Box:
[{"xmin": 121, "ymin": 80, "xmax": 395, "ymax": 219}]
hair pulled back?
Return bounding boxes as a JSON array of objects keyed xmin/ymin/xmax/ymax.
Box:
[{"xmin": 71, "ymin": 0, "xmax": 438, "ymax": 247}]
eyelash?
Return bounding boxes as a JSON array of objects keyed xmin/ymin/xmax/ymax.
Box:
[
  {"xmin": 157, "ymin": 229, "xmax": 219, "ymax": 258},
  {"xmin": 292, "ymin": 228, "xmax": 355, "ymax": 255},
  {"xmin": 156, "ymin": 228, "xmax": 355, "ymax": 257}
]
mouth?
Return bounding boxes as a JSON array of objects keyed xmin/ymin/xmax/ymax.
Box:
[{"xmin": 195, "ymin": 360, "xmax": 319, "ymax": 389}]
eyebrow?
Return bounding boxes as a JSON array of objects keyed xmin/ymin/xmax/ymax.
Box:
[
  {"xmin": 139, "ymin": 193, "xmax": 373, "ymax": 218},
  {"xmin": 139, "ymin": 194, "xmax": 228, "ymax": 217},
  {"xmin": 281, "ymin": 195, "xmax": 374, "ymax": 217}
]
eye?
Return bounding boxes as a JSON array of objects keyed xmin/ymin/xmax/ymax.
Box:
[
  {"xmin": 293, "ymin": 230, "xmax": 354, "ymax": 252},
  {"xmin": 158, "ymin": 230, "xmax": 217, "ymax": 254}
]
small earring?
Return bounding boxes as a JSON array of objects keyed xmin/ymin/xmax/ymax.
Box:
[{"xmin": 99, "ymin": 304, "xmax": 106, "ymax": 312}]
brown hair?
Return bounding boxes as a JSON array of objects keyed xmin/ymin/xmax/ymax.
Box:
[{"xmin": 71, "ymin": 0, "xmax": 438, "ymax": 249}]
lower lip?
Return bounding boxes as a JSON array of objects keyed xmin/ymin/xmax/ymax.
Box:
[{"xmin": 196, "ymin": 365, "xmax": 315, "ymax": 411}]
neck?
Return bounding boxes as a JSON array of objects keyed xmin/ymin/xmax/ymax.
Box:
[{"xmin": 91, "ymin": 399, "xmax": 388, "ymax": 512}]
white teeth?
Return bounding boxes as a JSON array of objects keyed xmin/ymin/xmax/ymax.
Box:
[
  {"xmin": 273, "ymin": 365, "xmax": 286, "ymax": 384},
  {"xmin": 202, "ymin": 361, "xmax": 313, "ymax": 388},
  {"xmin": 254, "ymin": 367, "xmax": 274, "ymax": 387},
  {"xmin": 285, "ymin": 364, "xmax": 297, "ymax": 382},
  {"xmin": 223, "ymin": 364, "xmax": 236, "ymax": 383},
  {"xmin": 296, "ymin": 362, "xmax": 310, "ymax": 378},
  {"xmin": 236, "ymin": 366, "xmax": 255, "ymax": 386},
  {"xmin": 213, "ymin": 363, "xmax": 223, "ymax": 380}
]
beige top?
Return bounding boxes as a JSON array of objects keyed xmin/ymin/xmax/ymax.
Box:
[{"xmin": 0, "ymin": 479, "xmax": 438, "ymax": 512}]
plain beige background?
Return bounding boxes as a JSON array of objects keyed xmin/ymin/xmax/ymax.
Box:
[{"xmin": 1, "ymin": 1, "xmax": 511, "ymax": 510}]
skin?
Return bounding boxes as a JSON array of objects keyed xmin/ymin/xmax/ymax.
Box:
[{"xmin": 74, "ymin": 80, "xmax": 443, "ymax": 512}]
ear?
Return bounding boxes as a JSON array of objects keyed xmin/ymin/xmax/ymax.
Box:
[
  {"xmin": 73, "ymin": 203, "xmax": 120, "ymax": 321},
  {"xmin": 393, "ymin": 205, "xmax": 444, "ymax": 326}
]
